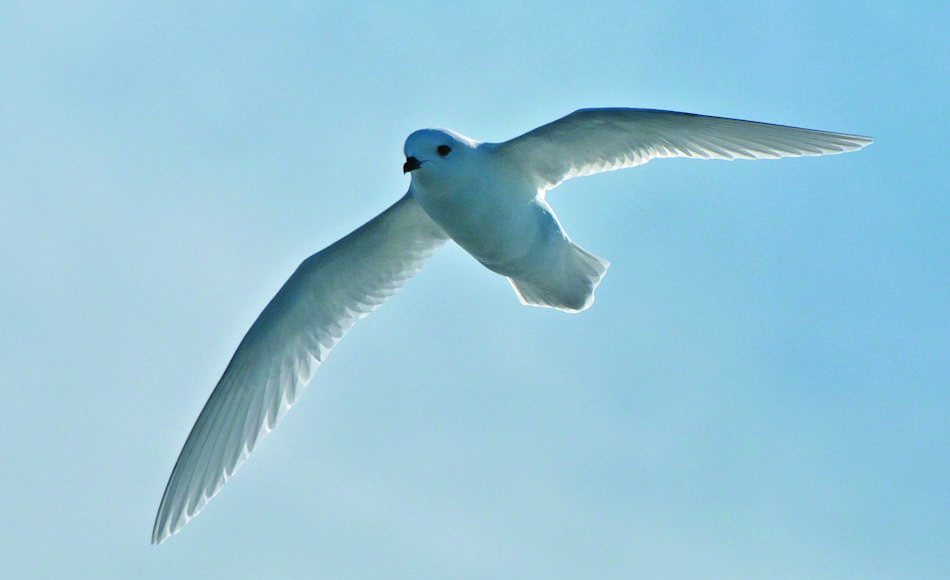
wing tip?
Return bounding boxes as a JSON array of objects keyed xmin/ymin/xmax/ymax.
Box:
[
  {"xmin": 818, "ymin": 133, "xmax": 874, "ymax": 155},
  {"xmin": 850, "ymin": 134, "xmax": 874, "ymax": 148},
  {"xmin": 150, "ymin": 517, "xmax": 173, "ymax": 545}
]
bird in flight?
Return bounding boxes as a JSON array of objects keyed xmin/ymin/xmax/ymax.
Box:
[{"xmin": 152, "ymin": 108, "xmax": 871, "ymax": 543}]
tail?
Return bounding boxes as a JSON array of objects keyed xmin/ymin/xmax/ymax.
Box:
[{"xmin": 508, "ymin": 242, "xmax": 609, "ymax": 312}]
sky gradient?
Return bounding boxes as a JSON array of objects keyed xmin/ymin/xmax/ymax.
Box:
[{"xmin": 1, "ymin": 2, "xmax": 947, "ymax": 578}]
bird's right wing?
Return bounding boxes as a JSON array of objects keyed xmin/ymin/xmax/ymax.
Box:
[
  {"xmin": 496, "ymin": 108, "xmax": 873, "ymax": 191},
  {"xmin": 152, "ymin": 191, "xmax": 448, "ymax": 544}
]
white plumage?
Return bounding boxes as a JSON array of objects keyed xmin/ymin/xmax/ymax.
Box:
[{"xmin": 152, "ymin": 108, "xmax": 871, "ymax": 544}]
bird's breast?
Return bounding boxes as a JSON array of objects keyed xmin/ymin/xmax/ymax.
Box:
[{"xmin": 415, "ymin": 183, "xmax": 558, "ymax": 277}]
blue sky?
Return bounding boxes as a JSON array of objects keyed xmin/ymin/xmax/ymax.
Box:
[{"xmin": 1, "ymin": 2, "xmax": 947, "ymax": 578}]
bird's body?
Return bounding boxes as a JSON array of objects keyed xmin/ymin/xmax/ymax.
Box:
[
  {"xmin": 152, "ymin": 108, "xmax": 872, "ymax": 544},
  {"xmin": 405, "ymin": 129, "xmax": 606, "ymax": 310}
]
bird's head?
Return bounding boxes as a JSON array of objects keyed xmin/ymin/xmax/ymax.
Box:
[{"xmin": 402, "ymin": 128, "xmax": 481, "ymax": 183}]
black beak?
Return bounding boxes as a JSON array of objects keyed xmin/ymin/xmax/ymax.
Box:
[{"xmin": 403, "ymin": 156, "xmax": 421, "ymax": 174}]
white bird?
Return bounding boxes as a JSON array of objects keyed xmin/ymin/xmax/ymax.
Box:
[{"xmin": 151, "ymin": 108, "xmax": 872, "ymax": 543}]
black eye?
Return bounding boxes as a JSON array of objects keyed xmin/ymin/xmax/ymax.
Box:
[{"xmin": 437, "ymin": 145, "xmax": 452, "ymax": 157}]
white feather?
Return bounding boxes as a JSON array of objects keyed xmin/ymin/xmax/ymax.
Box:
[
  {"xmin": 497, "ymin": 108, "xmax": 872, "ymax": 190},
  {"xmin": 151, "ymin": 193, "xmax": 447, "ymax": 543}
]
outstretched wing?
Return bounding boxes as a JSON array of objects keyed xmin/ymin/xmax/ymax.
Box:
[
  {"xmin": 152, "ymin": 192, "xmax": 447, "ymax": 544},
  {"xmin": 497, "ymin": 108, "xmax": 872, "ymax": 191}
]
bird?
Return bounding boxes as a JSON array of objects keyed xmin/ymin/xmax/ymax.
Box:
[{"xmin": 151, "ymin": 107, "xmax": 872, "ymax": 543}]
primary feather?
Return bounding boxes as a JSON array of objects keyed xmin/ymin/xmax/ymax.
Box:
[
  {"xmin": 151, "ymin": 193, "xmax": 446, "ymax": 543},
  {"xmin": 498, "ymin": 108, "xmax": 872, "ymax": 190}
]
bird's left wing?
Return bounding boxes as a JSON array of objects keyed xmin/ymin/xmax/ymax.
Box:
[
  {"xmin": 496, "ymin": 108, "xmax": 873, "ymax": 191},
  {"xmin": 152, "ymin": 191, "xmax": 447, "ymax": 544}
]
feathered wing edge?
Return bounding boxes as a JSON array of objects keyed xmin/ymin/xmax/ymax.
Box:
[
  {"xmin": 152, "ymin": 192, "xmax": 448, "ymax": 544},
  {"xmin": 497, "ymin": 108, "xmax": 873, "ymax": 190}
]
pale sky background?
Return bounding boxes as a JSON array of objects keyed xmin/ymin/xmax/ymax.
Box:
[{"xmin": 1, "ymin": 2, "xmax": 947, "ymax": 579}]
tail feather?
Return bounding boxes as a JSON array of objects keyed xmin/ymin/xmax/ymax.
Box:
[{"xmin": 508, "ymin": 242, "xmax": 609, "ymax": 312}]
